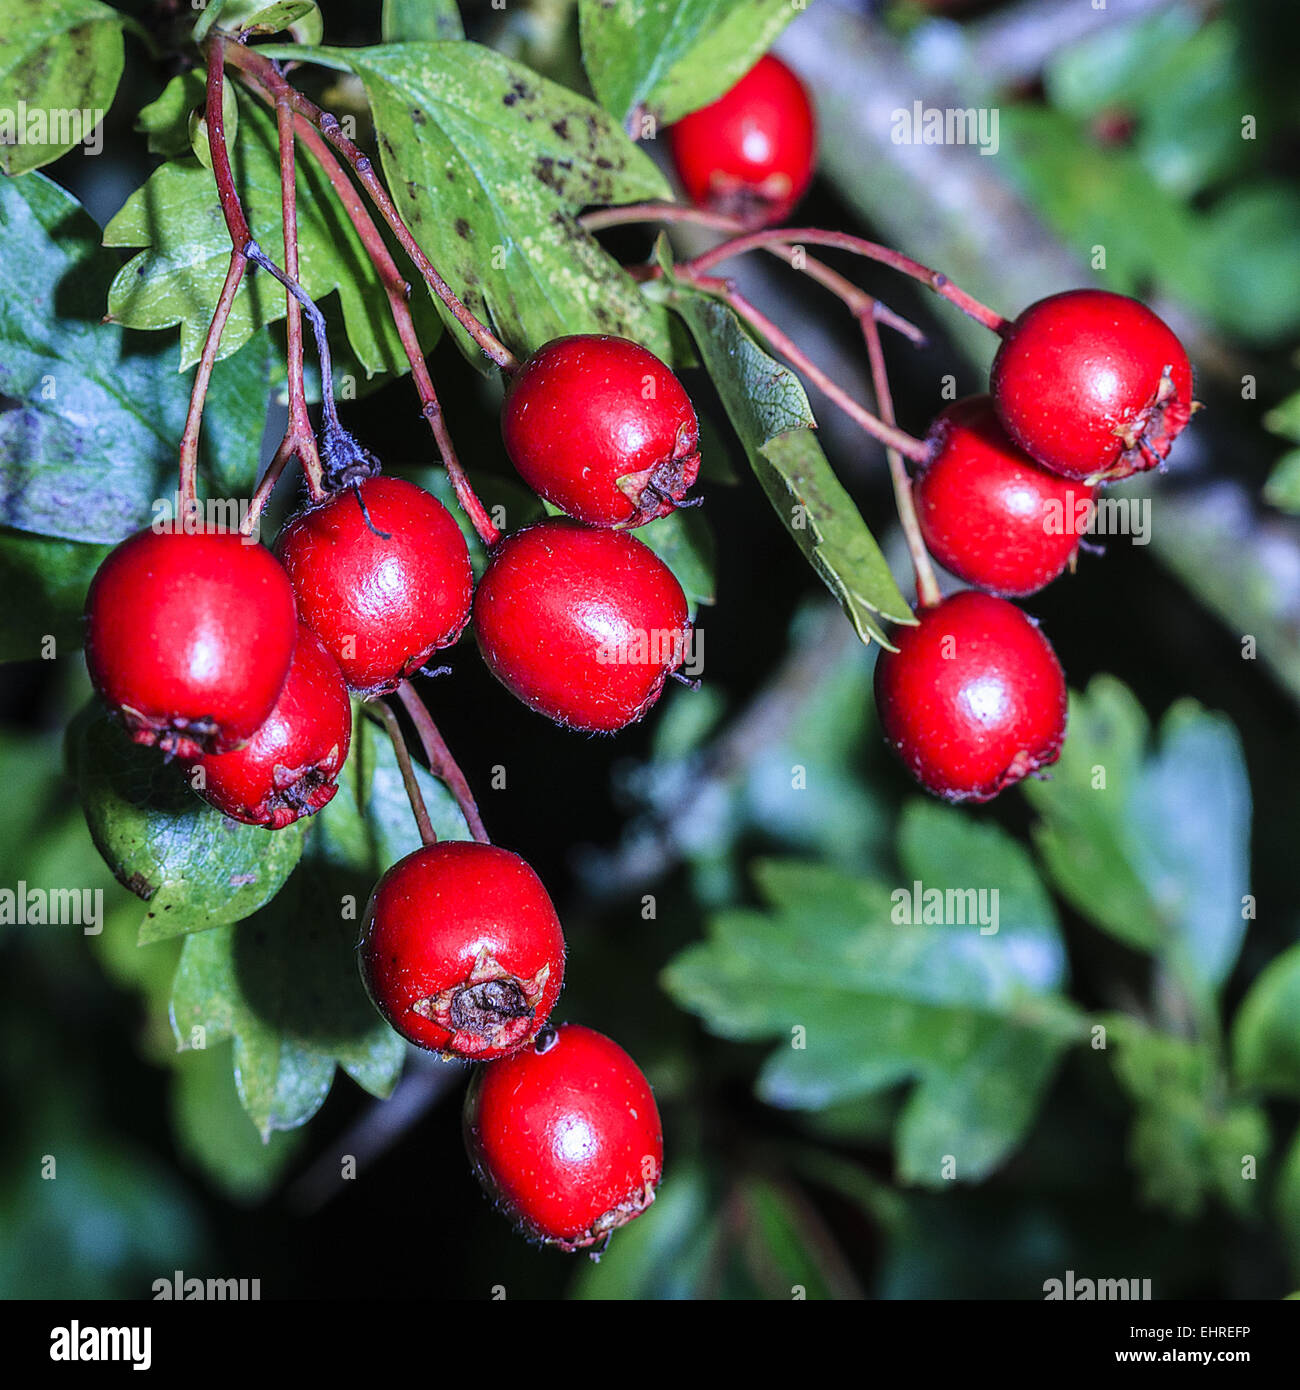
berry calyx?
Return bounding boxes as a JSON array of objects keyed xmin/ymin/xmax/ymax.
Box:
[
  {"xmin": 463, "ymin": 1023, "xmax": 663, "ymax": 1253},
  {"xmin": 669, "ymin": 54, "xmax": 816, "ymax": 227},
  {"xmin": 915, "ymin": 396, "xmax": 1096, "ymax": 597},
  {"xmin": 274, "ymin": 476, "xmax": 473, "ymax": 696},
  {"xmin": 358, "ymin": 841, "xmax": 565, "ymax": 1060},
  {"xmin": 990, "ymin": 289, "xmax": 1194, "ymax": 482},
  {"xmin": 84, "ymin": 526, "xmax": 297, "ymax": 758},
  {"xmin": 873, "ymin": 591, "xmax": 1067, "ymax": 802},
  {"xmin": 500, "ymin": 335, "xmax": 701, "ymax": 528},
  {"xmin": 187, "ymin": 624, "xmax": 351, "ymax": 828},
  {"xmin": 473, "ymin": 519, "xmax": 692, "ymax": 733}
]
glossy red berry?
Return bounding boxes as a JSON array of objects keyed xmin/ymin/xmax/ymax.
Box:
[
  {"xmin": 473, "ymin": 519, "xmax": 692, "ymax": 733},
  {"xmin": 187, "ymin": 624, "xmax": 351, "ymax": 829},
  {"xmin": 669, "ymin": 54, "xmax": 816, "ymax": 227},
  {"xmin": 275, "ymin": 476, "xmax": 472, "ymax": 696},
  {"xmin": 84, "ymin": 526, "xmax": 297, "ymax": 758},
  {"xmin": 874, "ymin": 591, "xmax": 1067, "ymax": 802},
  {"xmin": 501, "ymin": 335, "xmax": 700, "ymax": 528},
  {"xmin": 358, "ymin": 841, "xmax": 565, "ymax": 1060},
  {"xmin": 915, "ymin": 396, "xmax": 1096, "ymax": 597},
  {"xmin": 990, "ymin": 289, "xmax": 1194, "ymax": 481},
  {"xmin": 463, "ymin": 1023, "xmax": 663, "ymax": 1252}
]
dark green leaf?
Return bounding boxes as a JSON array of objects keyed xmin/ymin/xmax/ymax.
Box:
[
  {"xmin": 68, "ymin": 703, "xmax": 307, "ymax": 944},
  {"xmin": 579, "ymin": 0, "xmax": 802, "ymax": 130},
  {"xmin": 636, "ymin": 506, "xmax": 715, "ymax": 614},
  {"xmin": 171, "ymin": 1042, "xmax": 302, "ymax": 1200},
  {"xmin": 305, "ymin": 41, "xmax": 674, "ymax": 364},
  {"xmin": 0, "ymin": 529, "xmax": 106, "ymax": 660},
  {"xmin": 1232, "ymin": 943, "xmax": 1300, "ymax": 1099},
  {"xmin": 0, "ymin": 0, "xmax": 124, "ymax": 175},
  {"xmin": 653, "ymin": 278, "xmax": 911, "ymax": 645},
  {"xmin": 0, "ymin": 174, "xmax": 264, "ymax": 543},
  {"xmin": 168, "ymin": 707, "xmax": 470, "ymax": 1136}
]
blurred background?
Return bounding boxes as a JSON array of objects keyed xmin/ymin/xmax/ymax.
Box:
[{"xmin": 3, "ymin": 0, "xmax": 1300, "ymax": 1299}]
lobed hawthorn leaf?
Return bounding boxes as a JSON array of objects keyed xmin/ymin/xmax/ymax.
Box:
[
  {"xmin": 0, "ymin": 173, "xmax": 271, "ymax": 547},
  {"xmin": 1023, "ymin": 676, "xmax": 1251, "ymax": 996},
  {"xmin": 299, "ymin": 40, "xmax": 675, "ymax": 366},
  {"xmin": 105, "ymin": 93, "xmax": 439, "ymax": 376},
  {"xmin": 169, "ymin": 707, "xmax": 471, "ymax": 1138},
  {"xmin": 68, "ymin": 703, "xmax": 307, "ymax": 945},
  {"xmin": 579, "ymin": 0, "xmax": 804, "ymax": 132},
  {"xmin": 663, "ymin": 804, "xmax": 1081, "ymax": 1185},
  {"xmin": 650, "ymin": 272, "xmax": 911, "ymax": 646},
  {"xmin": 0, "ymin": 0, "xmax": 124, "ymax": 176}
]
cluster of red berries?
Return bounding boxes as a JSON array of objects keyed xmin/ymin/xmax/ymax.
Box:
[
  {"xmin": 83, "ymin": 329, "xmax": 696, "ymax": 1249},
  {"xmin": 876, "ymin": 289, "xmax": 1195, "ymax": 802}
]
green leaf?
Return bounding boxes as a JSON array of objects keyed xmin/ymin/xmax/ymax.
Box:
[
  {"xmin": 303, "ymin": 41, "xmax": 674, "ymax": 364},
  {"xmin": 579, "ymin": 0, "xmax": 802, "ymax": 130},
  {"xmin": 0, "ymin": 0, "xmax": 124, "ymax": 175},
  {"xmin": 1264, "ymin": 390, "xmax": 1300, "ymax": 445},
  {"xmin": 1107, "ymin": 1014, "xmax": 1266, "ymax": 1220},
  {"xmin": 1276, "ymin": 1127, "xmax": 1300, "ymax": 1282},
  {"xmin": 664, "ymin": 825, "xmax": 1080, "ymax": 1182},
  {"xmin": 1264, "ymin": 449, "xmax": 1300, "ymax": 514},
  {"xmin": 68, "ymin": 703, "xmax": 307, "ymax": 944},
  {"xmin": 1232, "ymin": 943, "xmax": 1300, "ymax": 1099},
  {"xmin": 171, "ymin": 1042, "xmax": 302, "ymax": 1200},
  {"xmin": 0, "ymin": 530, "xmax": 107, "ymax": 661},
  {"xmin": 211, "ymin": 0, "xmax": 323, "ymax": 43},
  {"xmin": 735, "ymin": 1176, "xmax": 860, "ymax": 1299},
  {"xmin": 105, "ymin": 94, "xmax": 436, "ymax": 376},
  {"xmin": 653, "ymin": 279, "xmax": 911, "ymax": 645},
  {"xmin": 168, "ymin": 708, "xmax": 469, "ymax": 1137},
  {"xmin": 136, "ymin": 72, "xmax": 210, "ymax": 157},
  {"xmin": 1025, "ymin": 676, "xmax": 1252, "ymax": 993},
  {"xmin": 382, "ymin": 0, "xmax": 463, "ymax": 42},
  {"xmin": 0, "ymin": 173, "xmax": 265, "ymax": 543},
  {"xmin": 636, "ymin": 506, "xmax": 715, "ymax": 614}
]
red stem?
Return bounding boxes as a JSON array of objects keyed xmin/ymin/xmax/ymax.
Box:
[
  {"xmin": 397, "ymin": 681, "xmax": 490, "ymax": 845},
  {"xmin": 861, "ymin": 315, "xmax": 940, "ymax": 610},
  {"xmin": 178, "ymin": 251, "xmax": 244, "ymax": 511},
  {"xmin": 583, "ymin": 203, "xmax": 1009, "ymax": 335},
  {"xmin": 220, "ymin": 41, "xmax": 518, "ymax": 373},
  {"xmin": 372, "ymin": 700, "xmax": 437, "ymax": 847},
  {"xmin": 231, "ymin": 63, "xmax": 501, "ymax": 546}
]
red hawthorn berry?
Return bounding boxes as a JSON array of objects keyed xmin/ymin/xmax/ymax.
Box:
[
  {"xmin": 274, "ymin": 476, "xmax": 473, "ymax": 696},
  {"xmin": 501, "ymin": 335, "xmax": 701, "ymax": 528},
  {"xmin": 990, "ymin": 289, "xmax": 1194, "ymax": 481},
  {"xmin": 187, "ymin": 624, "xmax": 351, "ymax": 829},
  {"xmin": 915, "ymin": 396, "xmax": 1096, "ymax": 597},
  {"xmin": 463, "ymin": 1023, "xmax": 663, "ymax": 1253},
  {"xmin": 873, "ymin": 591, "xmax": 1067, "ymax": 802},
  {"xmin": 84, "ymin": 526, "xmax": 297, "ymax": 758},
  {"xmin": 472, "ymin": 519, "xmax": 692, "ymax": 733},
  {"xmin": 358, "ymin": 841, "xmax": 565, "ymax": 1060},
  {"xmin": 669, "ymin": 54, "xmax": 816, "ymax": 227}
]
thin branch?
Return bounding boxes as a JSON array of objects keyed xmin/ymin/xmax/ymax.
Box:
[
  {"xmin": 679, "ymin": 271, "xmax": 930, "ymax": 464},
  {"xmin": 220, "ymin": 41, "xmax": 518, "ymax": 372},
  {"xmin": 396, "ymin": 681, "xmax": 490, "ymax": 845},
  {"xmin": 178, "ymin": 251, "xmax": 244, "ymax": 511},
  {"xmin": 581, "ymin": 203, "xmax": 926, "ymax": 345},
  {"xmin": 371, "ymin": 699, "xmax": 437, "ymax": 847},
  {"xmin": 582, "ymin": 203, "xmax": 1007, "ymax": 335},
  {"xmin": 861, "ymin": 315, "xmax": 940, "ymax": 609},
  {"xmin": 233, "ymin": 68, "xmax": 501, "ymax": 546}
]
